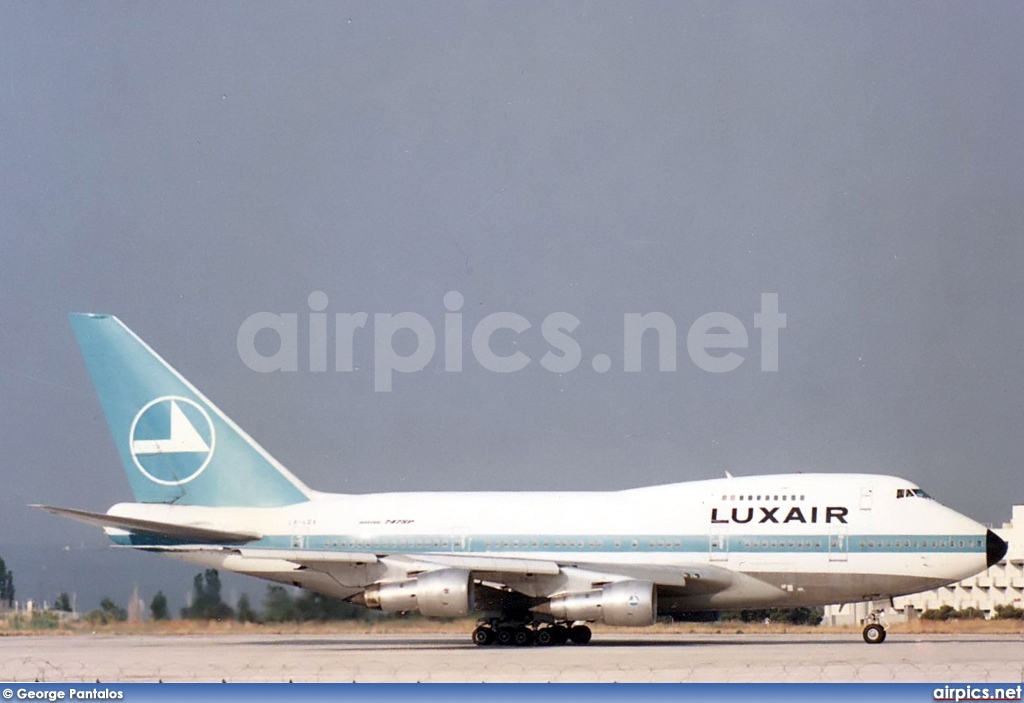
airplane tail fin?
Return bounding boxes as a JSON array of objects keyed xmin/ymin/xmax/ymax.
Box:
[{"xmin": 70, "ymin": 314, "xmax": 311, "ymax": 507}]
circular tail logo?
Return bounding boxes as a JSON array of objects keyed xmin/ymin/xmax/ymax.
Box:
[{"xmin": 129, "ymin": 396, "xmax": 216, "ymax": 485}]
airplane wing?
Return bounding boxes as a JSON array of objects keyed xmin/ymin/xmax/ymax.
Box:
[
  {"xmin": 30, "ymin": 505, "xmax": 262, "ymax": 544},
  {"xmin": 264, "ymin": 548, "xmax": 734, "ymax": 596},
  {"xmin": 105, "ymin": 542, "xmax": 729, "ymax": 595}
]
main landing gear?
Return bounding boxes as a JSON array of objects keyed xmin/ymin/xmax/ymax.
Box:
[
  {"xmin": 472, "ymin": 621, "xmax": 592, "ymax": 647},
  {"xmin": 862, "ymin": 608, "xmax": 887, "ymax": 644}
]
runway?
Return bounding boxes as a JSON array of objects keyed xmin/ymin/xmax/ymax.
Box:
[{"xmin": 2, "ymin": 633, "xmax": 1022, "ymax": 683}]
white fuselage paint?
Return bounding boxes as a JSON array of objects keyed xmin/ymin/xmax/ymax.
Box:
[{"xmin": 108, "ymin": 473, "xmax": 991, "ymax": 614}]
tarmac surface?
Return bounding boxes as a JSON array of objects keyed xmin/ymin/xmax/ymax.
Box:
[{"xmin": 2, "ymin": 633, "xmax": 1023, "ymax": 683}]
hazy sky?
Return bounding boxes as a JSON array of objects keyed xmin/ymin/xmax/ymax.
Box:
[{"xmin": 2, "ymin": 2, "xmax": 1023, "ymax": 612}]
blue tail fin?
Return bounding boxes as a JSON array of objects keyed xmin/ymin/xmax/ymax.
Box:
[{"xmin": 70, "ymin": 314, "xmax": 311, "ymax": 507}]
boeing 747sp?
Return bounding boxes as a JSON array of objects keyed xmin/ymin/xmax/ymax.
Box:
[{"xmin": 35, "ymin": 314, "xmax": 1007, "ymax": 646}]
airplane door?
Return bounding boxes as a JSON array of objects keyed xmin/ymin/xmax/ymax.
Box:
[
  {"xmin": 828, "ymin": 524, "xmax": 849, "ymax": 562},
  {"xmin": 451, "ymin": 526, "xmax": 470, "ymax": 553},
  {"xmin": 860, "ymin": 486, "xmax": 874, "ymax": 511},
  {"xmin": 290, "ymin": 521, "xmax": 309, "ymax": 550},
  {"xmin": 709, "ymin": 526, "xmax": 730, "ymax": 562}
]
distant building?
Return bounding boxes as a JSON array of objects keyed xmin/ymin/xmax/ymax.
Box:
[{"xmin": 825, "ymin": 505, "xmax": 1023, "ymax": 625}]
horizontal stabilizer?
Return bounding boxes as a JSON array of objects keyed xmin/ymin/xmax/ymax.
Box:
[{"xmin": 30, "ymin": 504, "xmax": 261, "ymax": 543}]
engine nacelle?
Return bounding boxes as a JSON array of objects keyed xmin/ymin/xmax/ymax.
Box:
[
  {"xmin": 361, "ymin": 569, "xmax": 474, "ymax": 618},
  {"xmin": 546, "ymin": 580, "xmax": 657, "ymax": 626}
]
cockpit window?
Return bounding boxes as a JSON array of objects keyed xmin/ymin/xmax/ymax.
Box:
[{"xmin": 897, "ymin": 487, "xmax": 932, "ymax": 499}]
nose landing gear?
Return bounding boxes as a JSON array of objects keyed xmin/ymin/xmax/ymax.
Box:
[{"xmin": 862, "ymin": 608, "xmax": 887, "ymax": 644}]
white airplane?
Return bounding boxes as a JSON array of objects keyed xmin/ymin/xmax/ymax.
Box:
[{"xmin": 35, "ymin": 314, "xmax": 1006, "ymax": 646}]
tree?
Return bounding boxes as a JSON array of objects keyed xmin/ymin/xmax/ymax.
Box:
[
  {"xmin": 150, "ymin": 591, "xmax": 169, "ymax": 621},
  {"xmin": 260, "ymin": 585, "xmax": 382, "ymax": 623},
  {"xmin": 54, "ymin": 592, "xmax": 72, "ymax": 612},
  {"xmin": 721, "ymin": 607, "xmax": 824, "ymax": 626},
  {"xmin": 994, "ymin": 604, "xmax": 1024, "ymax": 620},
  {"xmin": 955, "ymin": 607, "xmax": 986, "ymax": 620},
  {"xmin": 262, "ymin": 585, "xmax": 299, "ymax": 623},
  {"xmin": 181, "ymin": 570, "xmax": 234, "ymax": 620},
  {"xmin": 0, "ymin": 557, "xmax": 14, "ymax": 608},
  {"xmin": 100, "ymin": 597, "xmax": 127, "ymax": 621},
  {"xmin": 296, "ymin": 591, "xmax": 374, "ymax": 621},
  {"xmin": 86, "ymin": 597, "xmax": 127, "ymax": 624},
  {"xmin": 236, "ymin": 594, "xmax": 258, "ymax": 623},
  {"xmin": 921, "ymin": 605, "xmax": 957, "ymax": 621}
]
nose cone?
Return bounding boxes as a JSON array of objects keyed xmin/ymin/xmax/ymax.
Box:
[{"xmin": 987, "ymin": 530, "xmax": 1008, "ymax": 568}]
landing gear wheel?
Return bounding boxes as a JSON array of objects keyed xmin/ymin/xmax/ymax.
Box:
[
  {"xmin": 472, "ymin": 626, "xmax": 495, "ymax": 646},
  {"xmin": 535, "ymin": 628, "xmax": 555, "ymax": 646},
  {"xmin": 496, "ymin": 627, "xmax": 515, "ymax": 646},
  {"xmin": 550, "ymin": 625, "xmax": 569, "ymax": 645},
  {"xmin": 513, "ymin": 627, "xmax": 534, "ymax": 647},
  {"xmin": 568, "ymin": 624, "xmax": 592, "ymax": 645},
  {"xmin": 862, "ymin": 623, "xmax": 886, "ymax": 644}
]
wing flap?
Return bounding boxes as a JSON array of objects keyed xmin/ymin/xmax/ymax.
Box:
[
  {"xmin": 237, "ymin": 548, "xmax": 378, "ymax": 565},
  {"xmin": 31, "ymin": 504, "xmax": 261, "ymax": 543},
  {"xmin": 414, "ymin": 553, "xmax": 561, "ymax": 575},
  {"xmin": 110, "ymin": 544, "xmax": 379, "ymax": 565}
]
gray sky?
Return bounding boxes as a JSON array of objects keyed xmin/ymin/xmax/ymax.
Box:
[{"xmin": 2, "ymin": 2, "xmax": 1023, "ymax": 612}]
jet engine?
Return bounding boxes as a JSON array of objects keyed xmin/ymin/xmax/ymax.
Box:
[
  {"xmin": 542, "ymin": 580, "xmax": 657, "ymax": 626},
  {"xmin": 360, "ymin": 568, "xmax": 474, "ymax": 618}
]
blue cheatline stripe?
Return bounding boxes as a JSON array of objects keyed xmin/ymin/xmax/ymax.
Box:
[{"xmin": 109, "ymin": 531, "xmax": 987, "ymax": 555}]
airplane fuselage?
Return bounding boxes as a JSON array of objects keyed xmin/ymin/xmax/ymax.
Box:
[{"xmin": 106, "ymin": 472, "xmax": 992, "ymax": 612}]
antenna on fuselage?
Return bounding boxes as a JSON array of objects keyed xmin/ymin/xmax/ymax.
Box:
[{"xmin": 725, "ymin": 471, "xmax": 734, "ymax": 479}]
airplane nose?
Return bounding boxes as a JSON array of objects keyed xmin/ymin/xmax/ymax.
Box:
[{"xmin": 987, "ymin": 529, "xmax": 1008, "ymax": 568}]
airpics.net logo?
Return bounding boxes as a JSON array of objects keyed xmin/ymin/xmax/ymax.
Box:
[{"xmin": 236, "ymin": 292, "xmax": 786, "ymax": 392}]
